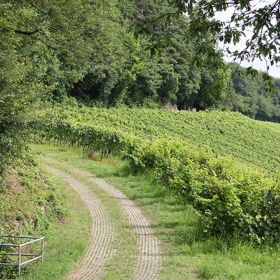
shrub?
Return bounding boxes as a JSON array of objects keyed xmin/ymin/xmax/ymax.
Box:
[{"xmin": 128, "ymin": 139, "xmax": 280, "ymax": 243}]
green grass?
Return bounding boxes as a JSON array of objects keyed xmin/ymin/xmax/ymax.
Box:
[
  {"xmin": 19, "ymin": 166, "xmax": 91, "ymax": 280},
  {"xmin": 32, "ymin": 143, "xmax": 280, "ymax": 280}
]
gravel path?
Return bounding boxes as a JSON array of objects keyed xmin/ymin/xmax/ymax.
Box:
[{"xmin": 45, "ymin": 158, "xmax": 162, "ymax": 280}]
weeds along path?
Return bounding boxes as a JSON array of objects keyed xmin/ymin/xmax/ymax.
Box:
[
  {"xmin": 46, "ymin": 165, "xmax": 116, "ymax": 280},
  {"xmin": 45, "ymin": 158, "xmax": 162, "ymax": 280}
]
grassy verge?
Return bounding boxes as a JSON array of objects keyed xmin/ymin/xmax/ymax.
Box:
[
  {"xmin": 32, "ymin": 143, "xmax": 280, "ymax": 280},
  {"xmin": 19, "ymin": 166, "xmax": 91, "ymax": 280}
]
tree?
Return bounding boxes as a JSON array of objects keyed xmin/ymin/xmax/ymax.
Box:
[
  {"xmin": 0, "ymin": 0, "xmax": 126, "ymax": 171},
  {"xmin": 171, "ymin": 0, "xmax": 280, "ymax": 74},
  {"xmin": 226, "ymin": 64, "xmax": 280, "ymax": 122},
  {"xmin": 72, "ymin": 0, "xmax": 232, "ymax": 109}
]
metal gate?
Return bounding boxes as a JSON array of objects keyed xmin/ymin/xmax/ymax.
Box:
[{"xmin": 0, "ymin": 236, "xmax": 44, "ymax": 276}]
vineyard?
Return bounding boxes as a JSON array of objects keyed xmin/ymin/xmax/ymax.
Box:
[
  {"xmin": 3, "ymin": 1, "xmax": 280, "ymax": 278},
  {"xmin": 34, "ymin": 105, "xmax": 280, "ymax": 243},
  {"xmin": 36, "ymin": 106, "xmax": 280, "ymax": 171}
]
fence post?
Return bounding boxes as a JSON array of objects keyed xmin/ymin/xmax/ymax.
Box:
[
  {"xmin": 18, "ymin": 246, "xmax": 22, "ymax": 276},
  {"xmin": 41, "ymin": 238, "xmax": 44, "ymax": 261}
]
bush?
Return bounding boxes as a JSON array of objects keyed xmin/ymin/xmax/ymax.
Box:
[{"xmin": 127, "ymin": 140, "xmax": 280, "ymax": 243}]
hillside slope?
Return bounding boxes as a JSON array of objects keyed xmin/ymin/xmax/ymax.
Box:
[
  {"xmin": 35, "ymin": 105, "xmax": 280, "ymax": 242},
  {"xmin": 0, "ymin": 154, "xmax": 91, "ymax": 279},
  {"xmin": 49, "ymin": 106, "xmax": 280, "ymax": 172}
]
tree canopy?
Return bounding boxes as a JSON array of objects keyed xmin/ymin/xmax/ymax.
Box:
[
  {"xmin": 172, "ymin": 0, "xmax": 280, "ymax": 70},
  {"xmin": 0, "ymin": 0, "xmax": 126, "ymax": 171}
]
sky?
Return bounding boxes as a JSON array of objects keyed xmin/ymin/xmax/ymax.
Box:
[{"xmin": 215, "ymin": 0, "xmax": 280, "ymax": 78}]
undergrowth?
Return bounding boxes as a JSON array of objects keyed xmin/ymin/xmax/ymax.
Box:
[{"xmin": 0, "ymin": 152, "xmax": 63, "ymax": 278}]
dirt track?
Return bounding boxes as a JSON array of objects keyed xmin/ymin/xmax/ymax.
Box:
[{"xmin": 46, "ymin": 159, "xmax": 161, "ymax": 280}]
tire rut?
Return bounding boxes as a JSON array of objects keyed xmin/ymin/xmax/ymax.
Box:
[{"xmin": 45, "ymin": 158, "xmax": 162, "ymax": 280}]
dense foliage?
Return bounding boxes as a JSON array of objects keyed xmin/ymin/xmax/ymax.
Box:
[
  {"xmin": 33, "ymin": 105, "xmax": 280, "ymax": 242},
  {"xmin": 0, "ymin": 0, "xmax": 127, "ymax": 172},
  {"xmin": 172, "ymin": 0, "xmax": 280, "ymax": 70},
  {"xmin": 227, "ymin": 65, "xmax": 280, "ymax": 122},
  {"xmin": 69, "ymin": 1, "xmax": 280, "ymax": 122},
  {"xmin": 0, "ymin": 156, "xmax": 63, "ymax": 234},
  {"xmin": 71, "ymin": 0, "xmax": 230, "ymax": 110},
  {"xmin": 129, "ymin": 140, "xmax": 280, "ymax": 243}
]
